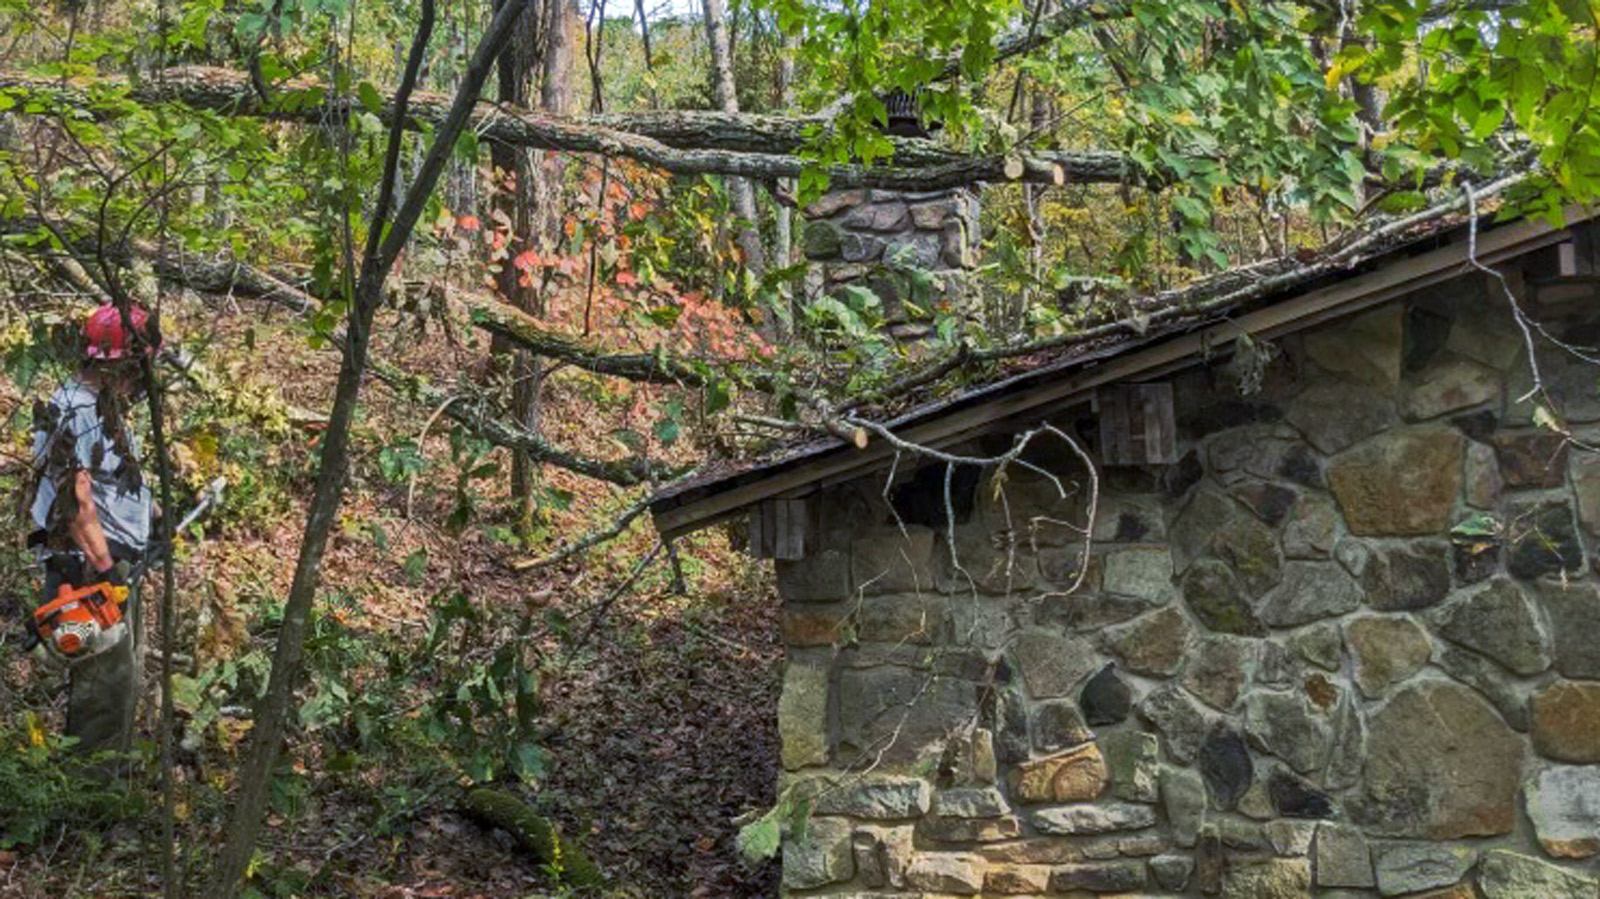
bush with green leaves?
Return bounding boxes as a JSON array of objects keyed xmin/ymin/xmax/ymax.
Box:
[{"xmin": 0, "ymin": 712, "xmax": 147, "ymax": 848}]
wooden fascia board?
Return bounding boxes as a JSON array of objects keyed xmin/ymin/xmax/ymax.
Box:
[{"xmin": 654, "ymin": 210, "xmax": 1581, "ymax": 539}]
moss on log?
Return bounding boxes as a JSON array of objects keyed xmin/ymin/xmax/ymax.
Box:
[{"xmin": 461, "ymin": 787, "xmax": 605, "ymax": 890}]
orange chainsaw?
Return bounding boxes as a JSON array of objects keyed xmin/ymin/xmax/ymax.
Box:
[
  {"xmin": 25, "ymin": 580, "xmax": 130, "ymax": 660},
  {"xmin": 18, "ymin": 478, "xmax": 225, "ymax": 662}
]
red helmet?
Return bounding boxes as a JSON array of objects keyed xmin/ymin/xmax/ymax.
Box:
[{"xmin": 84, "ymin": 304, "xmax": 160, "ymax": 360}]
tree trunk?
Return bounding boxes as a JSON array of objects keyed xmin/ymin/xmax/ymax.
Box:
[
  {"xmin": 701, "ymin": 0, "xmax": 765, "ymax": 278},
  {"xmin": 490, "ymin": 0, "xmax": 546, "ymax": 535},
  {"xmin": 204, "ymin": 0, "xmax": 539, "ymax": 892}
]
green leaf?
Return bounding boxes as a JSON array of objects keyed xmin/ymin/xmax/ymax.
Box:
[
  {"xmin": 735, "ymin": 813, "xmax": 782, "ymax": 863},
  {"xmin": 1450, "ymin": 512, "xmax": 1502, "ymax": 540},
  {"xmin": 653, "ymin": 415, "xmax": 681, "ymax": 446},
  {"xmin": 356, "ymin": 81, "xmax": 383, "ymax": 116},
  {"xmin": 647, "ymin": 305, "xmax": 682, "ymax": 328},
  {"xmin": 510, "ymin": 741, "xmax": 547, "ymax": 781},
  {"xmin": 705, "ymin": 377, "xmax": 731, "ymax": 417}
]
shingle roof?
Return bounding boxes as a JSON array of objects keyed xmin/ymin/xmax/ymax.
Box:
[{"xmin": 651, "ymin": 194, "xmax": 1585, "ymax": 537}]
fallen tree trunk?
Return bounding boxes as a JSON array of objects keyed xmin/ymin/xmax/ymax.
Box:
[
  {"xmin": 461, "ymin": 787, "xmax": 605, "ymax": 890},
  {"xmin": 0, "ymin": 67, "xmax": 1159, "ymax": 190},
  {"xmin": 0, "ymin": 215, "xmax": 312, "ymax": 312}
]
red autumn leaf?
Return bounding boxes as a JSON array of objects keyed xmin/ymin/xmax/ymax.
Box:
[
  {"xmin": 513, "ymin": 249, "xmax": 540, "ymax": 272},
  {"xmin": 616, "ymin": 271, "xmax": 637, "ymax": 287}
]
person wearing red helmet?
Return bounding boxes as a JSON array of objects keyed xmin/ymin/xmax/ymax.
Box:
[{"xmin": 26, "ymin": 302, "xmax": 162, "ymax": 755}]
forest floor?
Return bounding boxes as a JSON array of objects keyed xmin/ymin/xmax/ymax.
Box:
[{"xmin": 0, "ymin": 292, "xmax": 782, "ymax": 897}]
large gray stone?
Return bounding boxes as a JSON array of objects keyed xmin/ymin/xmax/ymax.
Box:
[
  {"xmin": 851, "ymin": 526, "xmax": 936, "ymax": 594},
  {"xmin": 853, "ymin": 825, "xmax": 913, "ymax": 888},
  {"xmin": 1223, "ymin": 856, "xmax": 1313, "ymax": 899},
  {"xmin": 1403, "ymin": 357, "xmax": 1501, "ymax": 420},
  {"xmin": 1465, "ymin": 440, "xmax": 1503, "ymax": 509},
  {"xmin": 1150, "ymin": 853, "xmax": 1195, "ymax": 891},
  {"xmin": 1103, "ymin": 606, "xmax": 1192, "ymax": 677},
  {"xmin": 1435, "ymin": 577, "xmax": 1550, "ymax": 675},
  {"xmin": 1314, "ymin": 822, "xmax": 1374, "ymax": 888},
  {"xmin": 1169, "ymin": 489, "xmax": 1271, "ymax": 585},
  {"xmin": 1345, "ymin": 614, "xmax": 1433, "ymax": 698},
  {"xmin": 1537, "ymin": 580, "xmax": 1600, "ymax": 678},
  {"xmin": 1306, "ymin": 306, "xmax": 1403, "ymax": 389},
  {"xmin": 1138, "ymin": 685, "xmax": 1212, "ymax": 764},
  {"xmin": 782, "ymin": 816, "xmax": 854, "ymax": 889},
  {"xmin": 1245, "ymin": 690, "xmax": 1329, "ymax": 774},
  {"xmin": 1287, "ymin": 380, "xmax": 1400, "ymax": 454},
  {"xmin": 1329, "ymin": 427, "xmax": 1464, "ymax": 535},
  {"xmin": 1012, "ymin": 629, "xmax": 1098, "ymax": 698},
  {"xmin": 1101, "ymin": 546, "xmax": 1175, "ymax": 600},
  {"xmin": 1049, "ymin": 860, "xmax": 1147, "ymax": 892},
  {"xmin": 1231, "ymin": 480, "xmax": 1300, "ymax": 526},
  {"xmin": 1572, "ymin": 452, "xmax": 1600, "ymax": 537},
  {"xmin": 836, "ymin": 667, "xmax": 978, "ymax": 765},
  {"xmin": 1199, "ymin": 726, "xmax": 1254, "ymax": 811},
  {"xmin": 1283, "ymin": 493, "xmax": 1340, "ymax": 559},
  {"xmin": 1357, "ymin": 681, "xmax": 1524, "ymax": 838},
  {"xmin": 1031, "ymin": 699, "xmax": 1093, "ymax": 753},
  {"xmin": 1259, "ymin": 561, "xmax": 1363, "ymax": 627},
  {"xmin": 1038, "ymin": 590, "xmax": 1157, "ymax": 633},
  {"xmin": 1446, "ymin": 284, "xmax": 1520, "ymax": 369},
  {"xmin": 1293, "ymin": 621, "xmax": 1344, "ymax": 671},
  {"xmin": 1162, "ymin": 764, "xmax": 1206, "ymax": 847},
  {"xmin": 1507, "ymin": 501, "xmax": 1585, "ymax": 581},
  {"xmin": 1479, "ymin": 848, "xmax": 1598, "ymax": 898},
  {"xmin": 931, "ymin": 785, "xmax": 1008, "ymax": 818},
  {"xmin": 904, "ymin": 853, "xmax": 984, "ymax": 894},
  {"xmin": 778, "ymin": 549, "xmax": 851, "ymax": 601},
  {"xmin": 858, "ymin": 593, "xmax": 946, "ymax": 644},
  {"xmin": 1495, "ymin": 431, "xmax": 1570, "ymax": 488},
  {"xmin": 1182, "ymin": 558, "xmax": 1268, "ymax": 636},
  {"xmin": 1362, "ymin": 542, "xmax": 1452, "ymax": 611},
  {"xmin": 779, "ymin": 654, "xmax": 831, "ymax": 769},
  {"xmin": 1078, "ymin": 663, "xmax": 1132, "ymax": 727},
  {"xmin": 1526, "ymin": 765, "xmax": 1600, "ymax": 859},
  {"xmin": 1371, "ymin": 843, "xmax": 1475, "ymax": 896},
  {"xmin": 813, "ymin": 775, "xmax": 932, "ymax": 818},
  {"xmin": 1206, "ymin": 425, "xmax": 1305, "ymax": 485},
  {"xmin": 1102, "ymin": 729, "xmax": 1160, "ymax": 802},
  {"xmin": 1027, "ymin": 802, "xmax": 1157, "ymax": 834},
  {"xmin": 1436, "ymin": 643, "xmax": 1530, "ymax": 731},
  {"xmin": 1216, "ymin": 513, "xmax": 1286, "ymax": 599},
  {"xmin": 1183, "ymin": 634, "xmax": 1253, "ymax": 711},
  {"xmin": 1326, "ymin": 694, "xmax": 1368, "ymax": 790}
]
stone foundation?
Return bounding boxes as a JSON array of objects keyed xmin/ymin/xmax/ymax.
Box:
[{"xmin": 774, "ymin": 272, "xmax": 1600, "ymax": 896}]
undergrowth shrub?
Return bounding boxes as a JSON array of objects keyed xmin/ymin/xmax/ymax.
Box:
[{"xmin": 0, "ymin": 712, "xmax": 147, "ymax": 848}]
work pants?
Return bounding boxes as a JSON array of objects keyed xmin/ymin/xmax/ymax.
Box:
[{"xmin": 39, "ymin": 550, "xmax": 142, "ymax": 756}]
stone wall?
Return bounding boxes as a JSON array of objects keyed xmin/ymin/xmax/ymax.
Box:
[
  {"xmin": 773, "ymin": 273, "xmax": 1600, "ymax": 897},
  {"xmin": 801, "ymin": 187, "xmax": 977, "ymax": 339}
]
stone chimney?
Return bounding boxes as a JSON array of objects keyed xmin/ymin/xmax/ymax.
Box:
[
  {"xmin": 799, "ymin": 95, "xmax": 978, "ymax": 341},
  {"xmin": 801, "ymin": 186, "xmax": 978, "ymax": 339}
]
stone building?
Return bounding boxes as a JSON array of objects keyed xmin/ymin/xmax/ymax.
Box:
[{"xmin": 650, "ymin": 208, "xmax": 1600, "ymax": 897}]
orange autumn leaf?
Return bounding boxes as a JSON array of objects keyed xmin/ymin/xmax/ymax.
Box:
[{"xmin": 456, "ymin": 214, "xmax": 480, "ymax": 231}]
